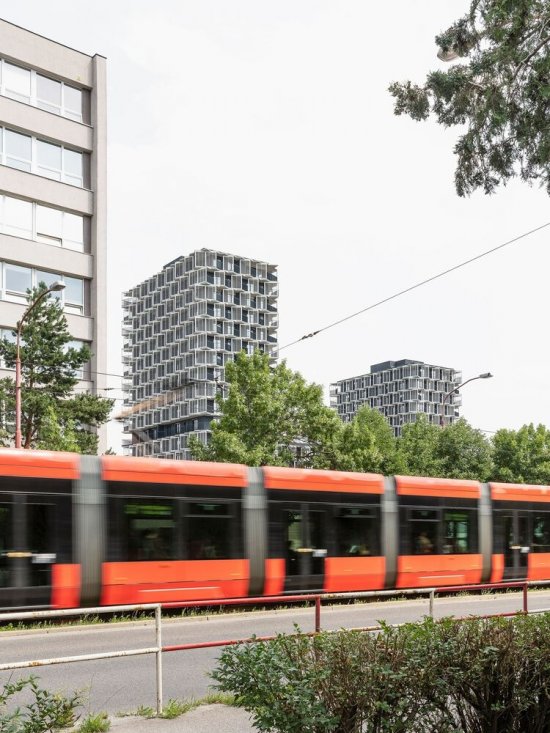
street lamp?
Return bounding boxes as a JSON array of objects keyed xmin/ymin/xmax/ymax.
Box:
[
  {"xmin": 15, "ymin": 281, "xmax": 66, "ymax": 449},
  {"xmin": 440, "ymin": 372, "xmax": 493, "ymax": 428}
]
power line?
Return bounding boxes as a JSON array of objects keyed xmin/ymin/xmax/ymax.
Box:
[{"xmin": 280, "ymin": 220, "xmax": 550, "ymax": 352}]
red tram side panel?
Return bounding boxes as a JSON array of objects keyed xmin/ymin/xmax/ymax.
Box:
[
  {"xmin": 490, "ymin": 482, "xmax": 550, "ymax": 583},
  {"xmin": 100, "ymin": 457, "xmax": 249, "ymax": 605},
  {"xmin": 262, "ymin": 467, "xmax": 386, "ymax": 595},
  {"xmin": 395, "ymin": 476, "xmax": 483, "ymax": 588}
]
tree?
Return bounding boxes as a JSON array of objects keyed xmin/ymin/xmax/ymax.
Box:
[
  {"xmin": 436, "ymin": 418, "xmax": 494, "ymax": 481},
  {"xmin": 333, "ymin": 406, "xmax": 403, "ymax": 474},
  {"xmin": 0, "ymin": 285, "xmax": 113, "ymax": 453},
  {"xmin": 389, "ymin": 1, "xmax": 550, "ymax": 196},
  {"xmin": 189, "ymin": 350, "xmax": 342, "ymax": 467},
  {"xmin": 492, "ymin": 423, "xmax": 550, "ymax": 484},
  {"xmin": 397, "ymin": 415, "xmax": 444, "ymax": 477}
]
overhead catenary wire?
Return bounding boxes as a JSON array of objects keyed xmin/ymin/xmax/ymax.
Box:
[{"xmin": 280, "ymin": 220, "xmax": 550, "ymax": 352}]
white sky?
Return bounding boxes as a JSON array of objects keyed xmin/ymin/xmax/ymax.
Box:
[{"xmin": 4, "ymin": 1, "xmax": 550, "ymax": 449}]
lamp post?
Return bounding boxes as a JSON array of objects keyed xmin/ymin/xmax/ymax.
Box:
[
  {"xmin": 15, "ymin": 281, "xmax": 66, "ymax": 449},
  {"xmin": 439, "ymin": 372, "xmax": 493, "ymax": 428}
]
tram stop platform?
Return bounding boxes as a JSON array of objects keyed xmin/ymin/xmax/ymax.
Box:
[{"xmin": 94, "ymin": 704, "xmax": 257, "ymax": 732}]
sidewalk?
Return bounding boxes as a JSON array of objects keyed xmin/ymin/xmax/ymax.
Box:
[{"xmin": 97, "ymin": 705, "xmax": 257, "ymax": 732}]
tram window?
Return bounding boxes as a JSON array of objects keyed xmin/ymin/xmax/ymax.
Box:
[
  {"xmin": 337, "ymin": 507, "xmax": 377, "ymax": 556},
  {"xmin": 0, "ymin": 504, "xmax": 11, "ymax": 588},
  {"xmin": 443, "ymin": 511, "xmax": 473, "ymax": 553},
  {"xmin": 284, "ymin": 510, "xmax": 302, "ymax": 576},
  {"xmin": 411, "ymin": 510, "xmax": 437, "ymax": 554},
  {"xmin": 29, "ymin": 504, "xmax": 54, "ymax": 586},
  {"xmin": 533, "ymin": 515, "xmax": 550, "ymax": 552},
  {"xmin": 124, "ymin": 502, "xmax": 175, "ymax": 560},
  {"xmin": 186, "ymin": 503, "xmax": 232, "ymax": 560}
]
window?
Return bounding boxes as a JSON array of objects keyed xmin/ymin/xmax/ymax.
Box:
[
  {"xmin": 0, "ymin": 127, "xmax": 85, "ymax": 187},
  {"xmin": 123, "ymin": 502, "xmax": 175, "ymax": 560},
  {"xmin": 533, "ymin": 515, "xmax": 550, "ymax": 553},
  {"xmin": 36, "ymin": 205, "xmax": 84, "ymax": 251},
  {"xmin": 443, "ymin": 511, "xmax": 473, "ymax": 553},
  {"xmin": 0, "ymin": 60, "xmax": 83, "ymax": 121},
  {"xmin": 37, "ymin": 140, "xmax": 62, "ymax": 180},
  {"xmin": 337, "ymin": 507, "xmax": 379, "ymax": 556},
  {"xmin": 36, "ymin": 204, "xmax": 62, "ymax": 244},
  {"xmin": 63, "ymin": 148, "xmax": 83, "ymax": 186},
  {"xmin": 186, "ymin": 503, "xmax": 233, "ymax": 559},
  {"xmin": 36, "ymin": 75, "xmax": 62, "ymax": 114},
  {"xmin": 4, "ymin": 129, "xmax": 31, "ymax": 171},
  {"xmin": 410, "ymin": 509, "xmax": 438, "ymax": 554},
  {"xmin": 5, "ymin": 263, "xmax": 31, "ymax": 295},
  {"xmin": 0, "ymin": 262, "xmax": 86, "ymax": 314},
  {"xmin": 63, "ymin": 85, "xmax": 83, "ymax": 121},
  {"xmin": 64, "ymin": 276, "xmax": 84, "ymax": 314},
  {"xmin": 3, "ymin": 63, "xmax": 31, "ymax": 103},
  {"xmin": 3, "ymin": 197, "xmax": 32, "ymax": 239}
]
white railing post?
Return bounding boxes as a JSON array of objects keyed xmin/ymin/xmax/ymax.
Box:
[
  {"xmin": 155, "ymin": 604, "xmax": 163, "ymax": 716},
  {"xmin": 429, "ymin": 589, "xmax": 435, "ymax": 618}
]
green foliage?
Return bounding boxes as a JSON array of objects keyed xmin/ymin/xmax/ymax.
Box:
[
  {"xmin": 333, "ymin": 406, "xmax": 403, "ymax": 474},
  {"xmin": 212, "ymin": 627, "xmax": 444, "ymax": 733},
  {"xmin": 212, "ymin": 614, "xmax": 550, "ymax": 733},
  {"xmin": 492, "ymin": 423, "xmax": 550, "ymax": 483},
  {"xmin": 412, "ymin": 614, "xmax": 550, "ymax": 732},
  {"xmin": 397, "ymin": 415, "xmax": 443, "ymax": 476},
  {"xmin": 78, "ymin": 712, "xmax": 110, "ymax": 733},
  {"xmin": 134, "ymin": 704, "xmax": 155, "ymax": 718},
  {"xmin": 189, "ymin": 351, "xmax": 341, "ymax": 468},
  {"xmin": 0, "ymin": 676, "xmax": 81, "ymax": 732},
  {"xmin": 436, "ymin": 418, "xmax": 493, "ymax": 480},
  {"xmin": 160, "ymin": 699, "xmax": 189, "ymax": 719},
  {"xmin": 389, "ymin": 1, "xmax": 550, "ymax": 196},
  {"xmin": 0, "ymin": 285, "xmax": 113, "ymax": 453}
]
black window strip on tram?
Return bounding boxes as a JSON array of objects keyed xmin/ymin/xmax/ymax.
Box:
[
  {"xmin": 266, "ymin": 490, "xmax": 382, "ymax": 559},
  {"xmin": 399, "ymin": 497, "xmax": 479, "ymax": 556},
  {"xmin": 106, "ymin": 482, "xmax": 243, "ymax": 563},
  {"xmin": 493, "ymin": 502, "xmax": 550, "ymax": 554}
]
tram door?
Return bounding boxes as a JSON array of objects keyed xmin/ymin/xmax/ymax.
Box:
[
  {"xmin": 284, "ymin": 506, "xmax": 328, "ymax": 592},
  {"xmin": 0, "ymin": 498, "xmax": 57, "ymax": 608},
  {"xmin": 499, "ymin": 511, "xmax": 529, "ymax": 580}
]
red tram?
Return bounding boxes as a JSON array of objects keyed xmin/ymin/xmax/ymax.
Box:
[{"xmin": 0, "ymin": 449, "xmax": 548, "ymax": 609}]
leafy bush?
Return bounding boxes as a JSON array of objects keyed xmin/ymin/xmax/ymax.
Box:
[
  {"xmin": 212, "ymin": 614, "xmax": 550, "ymax": 733},
  {"xmin": 0, "ymin": 676, "xmax": 81, "ymax": 732},
  {"xmin": 212, "ymin": 625, "xmax": 447, "ymax": 732},
  {"xmin": 415, "ymin": 614, "xmax": 550, "ymax": 733}
]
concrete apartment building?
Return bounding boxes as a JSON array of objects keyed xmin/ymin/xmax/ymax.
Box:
[
  {"xmin": 0, "ymin": 19, "xmax": 107, "ymax": 448},
  {"xmin": 122, "ymin": 249, "xmax": 278, "ymax": 459},
  {"xmin": 331, "ymin": 359, "xmax": 461, "ymax": 436}
]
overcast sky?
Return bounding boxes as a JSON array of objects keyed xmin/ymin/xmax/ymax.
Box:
[{"xmin": 4, "ymin": 1, "xmax": 550, "ymax": 448}]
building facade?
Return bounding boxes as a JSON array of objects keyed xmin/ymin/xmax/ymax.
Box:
[
  {"xmin": 330, "ymin": 359, "xmax": 461, "ymax": 435},
  {"xmin": 0, "ymin": 19, "xmax": 108, "ymax": 448},
  {"xmin": 122, "ymin": 249, "xmax": 278, "ymax": 459}
]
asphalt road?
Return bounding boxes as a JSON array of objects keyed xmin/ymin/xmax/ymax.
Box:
[{"xmin": 1, "ymin": 590, "xmax": 549, "ymax": 716}]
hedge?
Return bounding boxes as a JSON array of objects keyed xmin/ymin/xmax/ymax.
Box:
[{"xmin": 211, "ymin": 613, "xmax": 550, "ymax": 733}]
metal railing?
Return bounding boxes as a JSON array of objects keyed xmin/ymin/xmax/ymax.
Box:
[{"xmin": 0, "ymin": 580, "xmax": 549, "ymax": 715}]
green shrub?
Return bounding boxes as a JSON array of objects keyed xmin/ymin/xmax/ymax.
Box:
[
  {"xmin": 415, "ymin": 614, "xmax": 550, "ymax": 733},
  {"xmin": 0, "ymin": 676, "xmax": 81, "ymax": 732},
  {"xmin": 212, "ymin": 626, "xmax": 446, "ymax": 732},
  {"xmin": 211, "ymin": 614, "xmax": 550, "ymax": 733}
]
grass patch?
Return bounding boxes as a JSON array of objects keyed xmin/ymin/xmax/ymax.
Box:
[
  {"xmin": 78, "ymin": 712, "xmax": 110, "ymax": 732},
  {"xmin": 128, "ymin": 692, "xmax": 236, "ymax": 720}
]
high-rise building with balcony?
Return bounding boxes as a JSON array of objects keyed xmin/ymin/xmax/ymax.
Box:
[
  {"xmin": 0, "ymin": 19, "xmax": 107, "ymax": 448},
  {"xmin": 330, "ymin": 359, "xmax": 461, "ymax": 436},
  {"xmin": 122, "ymin": 249, "xmax": 278, "ymax": 459}
]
